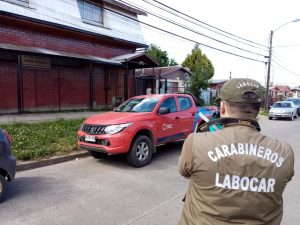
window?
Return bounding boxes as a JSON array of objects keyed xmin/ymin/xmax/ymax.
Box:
[
  {"xmin": 167, "ymin": 81, "xmax": 179, "ymax": 93},
  {"xmin": 78, "ymin": 0, "xmax": 103, "ymax": 25},
  {"xmin": 160, "ymin": 97, "xmax": 177, "ymax": 113},
  {"xmin": 114, "ymin": 97, "xmax": 161, "ymax": 113},
  {"xmin": 2, "ymin": 0, "xmax": 29, "ymax": 7},
  {"xmin": 178, "ymin": 97, "xmax": 192, "ymax": 111},
  {"xmin": 273, "ymin": 102, "xmax": 292, "ymax": 108}
]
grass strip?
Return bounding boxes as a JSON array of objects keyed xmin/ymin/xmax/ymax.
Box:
[{"xmin": 0, "ymin": 118, "xmax": 85, "ymax": 160}]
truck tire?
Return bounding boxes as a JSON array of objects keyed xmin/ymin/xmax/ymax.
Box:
[
  {"xmin": 88, "ymin": 151, "xmax": 106, "ymax": 159},
  {"xmin": 0, "ymin": 175, "xmax": 6, "ymax": 203},
  {"xmin": 127, "ymin": 135, "xmax": 153, "ymax": 167}
]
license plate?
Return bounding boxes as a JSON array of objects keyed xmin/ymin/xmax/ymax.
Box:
[{"xmin": 85, "ymin": 135, "xmax": 96, "ymax": 142}]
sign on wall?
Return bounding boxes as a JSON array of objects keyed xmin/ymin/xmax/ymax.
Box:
[{"xmin": 21, "ymin": 55, "xmax": 51, "ymax": 69}]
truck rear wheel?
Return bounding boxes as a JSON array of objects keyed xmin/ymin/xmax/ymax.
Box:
[
  {"xmin": 127, "ymin": 135, "xmax": 153, "ymax": 167},
  {"xmin": 0, "ymin": 175, "xmax": 6, "ymax": 203}
]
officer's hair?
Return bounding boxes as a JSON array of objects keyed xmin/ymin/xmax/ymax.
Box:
[{"xmin": 224, "ymin": 101, "xmax": 261, "ymax": 118}]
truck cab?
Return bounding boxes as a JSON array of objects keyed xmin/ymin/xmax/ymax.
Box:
[{"xmin": 78, "ymin": 94, "xmax": 217, "ymax": 167}]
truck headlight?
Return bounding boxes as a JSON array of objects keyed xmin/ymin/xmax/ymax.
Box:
[{"xmin": 104, "ymin": 122, "xmax": 133, "ymax": 134}]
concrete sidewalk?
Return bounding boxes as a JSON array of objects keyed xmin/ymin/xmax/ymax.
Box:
[
  {"xmin": 0, "ymin": 111, "xmax": 267, "ymax": 124},
  {"xmin": 0, "ymin": 111, "xmax": 102, "ymax": 124}
]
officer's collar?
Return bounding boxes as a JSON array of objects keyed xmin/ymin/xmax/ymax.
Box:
[{"xmin": 199, "ymin": 117, "xmax": 261, "ymax": 132}]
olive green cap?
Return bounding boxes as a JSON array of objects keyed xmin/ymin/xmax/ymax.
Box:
[{"xmin": 219, "ymin": 78, "xmax": 265, "ymax": 103}]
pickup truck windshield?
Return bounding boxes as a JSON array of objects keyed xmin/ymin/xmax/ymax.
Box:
[{"xmin": 114, "ymin": 97, "xmax": 161, "ymax": 112}]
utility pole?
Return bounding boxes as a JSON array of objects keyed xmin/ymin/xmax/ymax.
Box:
[
  {"xmin": 265, "ymin": 19, "xmax": 300, "ymax": 109},
  {"xmin": 265, "ymin": 30, "xmax": 273, "ymax": 110}
]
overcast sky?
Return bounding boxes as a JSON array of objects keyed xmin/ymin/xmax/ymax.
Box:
[{"xmin": 129, "ymin": 0, "xmax": 300, "ymax": 86}]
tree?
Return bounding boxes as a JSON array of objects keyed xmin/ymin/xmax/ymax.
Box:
[
  {"xmin": 146, "ymin": 44, "xmax": 178, "ymax": 67},
  {"xmin": 181, "ymin": 44, "xmax": 214, "ymax": 99},
  {"xmin": 169, "ymin": 58, "xmax": 178, "ymax": 66}
]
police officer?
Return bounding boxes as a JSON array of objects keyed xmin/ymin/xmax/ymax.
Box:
[{"xmin": 178, "ymin": 78, "xmax": 294, "ymax": 225}]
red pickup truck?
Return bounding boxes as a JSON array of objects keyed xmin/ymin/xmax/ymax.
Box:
[{"xmin": 77, "ymin": 93, "xmax": 218, "ymax": 167}]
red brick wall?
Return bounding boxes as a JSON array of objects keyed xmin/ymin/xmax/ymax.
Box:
[
  {"xmin": 128, "ymin": 70, "xmax": 136, "ymax": 98},
  {"xmin": 22, "ymin": 69, "xmax": 58, "ymax": 110},
  {"xmin": 21, "ymin": 67, "xmax": 91, "ymax": 112},
  {"xmin": 58, "ymin": 67, "xmax": 90, "ymax": 109},
  {"xmin": 0, "ymin": 64, "xmax": 90, "ymax": 113},
  {"xmin": 0, "ymin": 61, "xmax": 18, "ymax": 113},
  {"xmin": 0, "ymin": 23, "xmax": 135, "ymax": 58},
  {"xmin": 0, "ymin": 22, "xmax": 138, "ymax": 113},
  {"xmin": 0, "ymin": 61, "xmax": 114, "ymax": 113},
  {"xmin": 93, "ymin": 66, "xmax": 106, "ymax": 108}
]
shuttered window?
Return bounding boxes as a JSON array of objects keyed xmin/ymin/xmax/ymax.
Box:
[{"xmin": 78, "ymin": 0, "xmax": 103, "ymax": 26}]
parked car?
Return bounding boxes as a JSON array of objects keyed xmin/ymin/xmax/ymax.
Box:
[
  {"xmin": 0, "ymin": 129, "xmax": 16, "ymax": 203},
  {"xmin": 285, "ymin": 98, "xmax": 300, "ymax": 116},
  {"xmin": 268, "ymin": 101, "xmax": 298, "ymax": 120},
  {"xmin": 78, "ymin": 93, "xmax": 218, "ymax": 167}
]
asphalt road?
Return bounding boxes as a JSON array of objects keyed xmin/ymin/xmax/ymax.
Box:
[{"xmin": 0, "ymin": 117, "xmax": 299, "ymax": 225}]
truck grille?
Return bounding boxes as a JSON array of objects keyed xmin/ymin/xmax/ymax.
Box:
[{"xmin": 82, "ymin": 124, "xmax": 107, "ymax": 134}]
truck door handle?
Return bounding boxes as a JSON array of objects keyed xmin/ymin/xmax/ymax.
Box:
[
  {"xmin": 175, "ymin": 116, "xmax": 180, "ymax": 120},
  {"xmin": 191, "ymin": 113, "xmax": 196, "ymax": 116}
]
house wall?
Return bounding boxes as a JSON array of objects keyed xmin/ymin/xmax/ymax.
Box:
[
  {"xmin": 0, "ymin": 0, "xmax": 146, "ymax": 46},
  {"xmin": 0, "ymin": 61, "xmax": 18, "ymax": 113},
  {"xmin": 128, "ymin": 70, "xmax": 136, "ymax": 98},
  {"xmin": 93, "ymin": 66, "xmax": 106, "ymax": 107},
  {"xmin": 0, "ymin": 0, "xmax": 144, "ymax": 113},
  {"xmin": 160, "ymin": 70, "xmax": 188, "ymax": 93},
  {"xmin": 161, "ymin": 70, "xmax": 187, "ymax": 80},
  {"xmin": 0, "ymin": 57, "xmax": 126, "ymax": 113},
  {"xmin": 0, "ymin": 23, "xmax": 134, "ymax": 58}
]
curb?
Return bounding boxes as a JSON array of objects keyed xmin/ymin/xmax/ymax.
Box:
[{"xmin": 16, "ymin": 151, "xmax": 90, "ymax": 172}]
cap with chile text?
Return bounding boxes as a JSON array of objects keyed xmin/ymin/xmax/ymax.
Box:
[{"xmin": 219, "ymin": 78, "xmax": 265, "ymax": 103}]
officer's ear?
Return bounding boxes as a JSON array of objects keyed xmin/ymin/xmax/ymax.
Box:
[{"xmin": 220, "ymin": 101, "xmax": 226, "ymax": 117}]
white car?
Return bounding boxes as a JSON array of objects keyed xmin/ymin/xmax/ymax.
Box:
[{"xmin": 269, "ymin": 101, "xmax": 298, "ymax": 121}]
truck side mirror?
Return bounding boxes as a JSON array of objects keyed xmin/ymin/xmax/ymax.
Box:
[{"xmin": 158, "ymin": 107, "xmax": 170, "ymax": 115}]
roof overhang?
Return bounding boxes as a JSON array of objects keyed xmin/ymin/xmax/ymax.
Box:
[
  {"xmin": 0, "ymin": 43, "xmax": 122, "ymax": 66},
  {"xmin": 291, "ymin": 88, "xmax": 300, "ymax": 91},
  {"xmin": 103, "ymin": 0, "xmax": 147, "ymax": 16},
  {"xmin": 111, "ymin": 52, "xmax": 159, "ymax": 68}
]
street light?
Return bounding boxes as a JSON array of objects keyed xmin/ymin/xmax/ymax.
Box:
[{"xmin": 265, "ymin": 18, "xmax": 300, "ymax": 109}]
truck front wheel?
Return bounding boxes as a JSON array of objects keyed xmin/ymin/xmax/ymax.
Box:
[
  {"xmin": 0, "ymin": 175, "xmax": 7, "ymax": 203},
  {"xmin": 127, "ymin": 135, "xmax": 153, "ymax": 167}
]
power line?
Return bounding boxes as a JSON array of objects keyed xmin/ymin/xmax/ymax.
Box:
[
  {"xmin": 139, "ymin": 22, "xmax": 265, "ymax": 62},
  {"xmin": 32, "ymin": 0, "xmax": 267, "ymax": 62},
  {"xmin": 117, "ymin": 0, "xmax": 266, "ymax": 57},
  {"xmin": 3, "ymin": 0, "xmax": 266, "ymax": 63},
  {"xmin": 94, "ymin": 1, "xmax": 265, "ymax": 62},
  {"xmin": 138, "ymin": 0, "xmax": 268, "ymax": 52},
  {"xmin": 149, "ymin": 0, "xmax": 267, "ymax": 49},
  {"xmin": 273, "ymin": 44, "xmax": 300, "ymax": 48},
  {"xmin": 271, "ymin": 50, "xmax": 285, "ymax": 62},
  {"xmin": 272, "ymin": 59, "xmax": 300, "ymax": 77}
]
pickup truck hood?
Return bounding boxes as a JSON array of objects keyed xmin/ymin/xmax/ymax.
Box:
[{"xmin": 84, "ymin": 112, "xmax": 152, "ymax": 125}]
